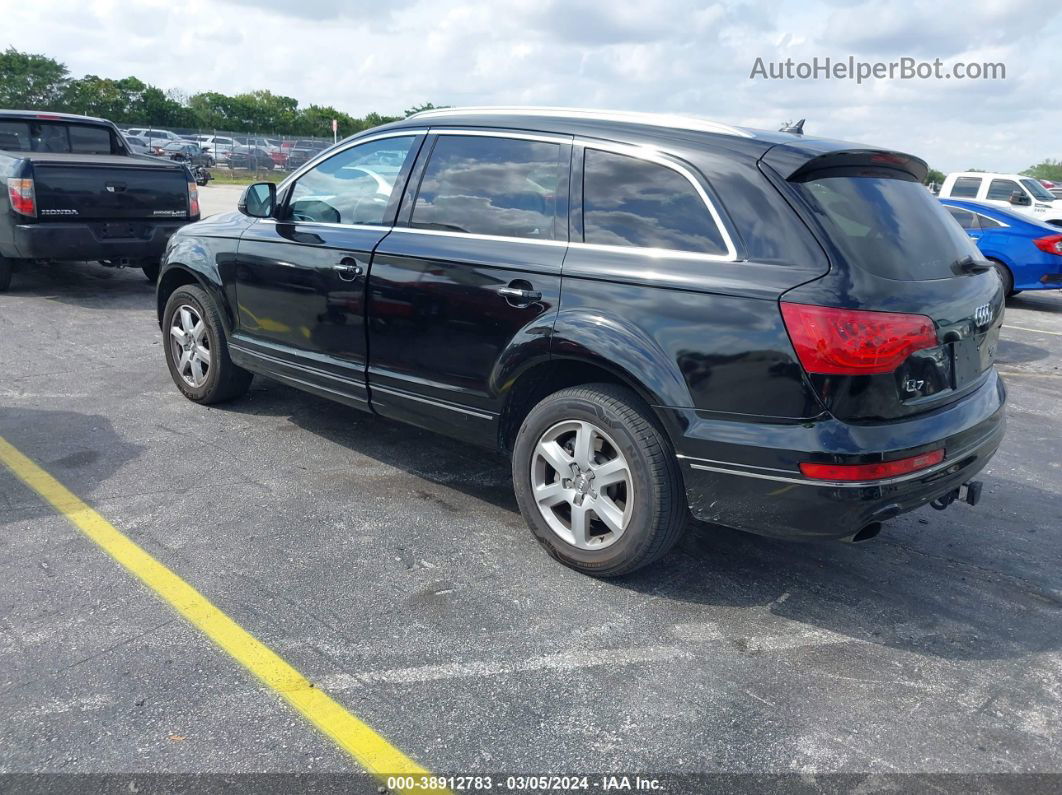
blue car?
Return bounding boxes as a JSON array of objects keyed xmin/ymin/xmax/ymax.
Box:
[{"xmin": 940, "ymin": 198, "xmax": 1062, "ymax": 296}]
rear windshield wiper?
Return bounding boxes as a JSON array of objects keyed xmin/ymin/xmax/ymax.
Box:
[{"xmin": 950, "ymin": 255, "xmax": 992, "ymax": 275}]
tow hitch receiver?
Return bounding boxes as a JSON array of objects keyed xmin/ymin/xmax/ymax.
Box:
[{"xmin": 930, "ymin": 480, "xmax": 983, "ymax": 510}]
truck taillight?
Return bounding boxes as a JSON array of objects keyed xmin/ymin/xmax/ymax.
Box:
[
  {"xmin": 187, "ymin": 181, "xmax": 200, "ymax": 218},
  {"xmin": 1034, "ymin": 234, "xmax": 1062, "ymax": 257},
  {"xmin": 780, "ymin": 302, "xmax": 939, "ymax": 376},
  {"xmin": 6, "ymin": 178, "xmax": 36, "ymax": 217}
]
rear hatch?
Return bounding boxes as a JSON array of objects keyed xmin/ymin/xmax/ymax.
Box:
[
  {"xmin": 31, "ymin": 155, "xmax": 190, "ymax": 221},
  {"xmin": 772, "ymin": 156, "xmax": 1004, "ymax": 422}
]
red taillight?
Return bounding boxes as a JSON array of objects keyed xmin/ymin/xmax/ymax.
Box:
[
  {"xmin": 187, "ymin": 182, "xmax": 200, "ymax": 218},
  {"xmin": 1034, "ymin": 234, "xmax": 1062, "ymax": 257},
  {"xmin": 780, "ymin": 302, "xmax": 939, "ymax": 376},
  {"xmin": 800, "ymin": 449, "xmax": 945, "ymax": 481},
  {"xmin": 6, "ymin": 178, "xmax": 36, "ymax": 216}
]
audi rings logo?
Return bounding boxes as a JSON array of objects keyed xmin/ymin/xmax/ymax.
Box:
[{"xmin": 974, "ymin": 303, "xmax": 992, "ymax": 328}]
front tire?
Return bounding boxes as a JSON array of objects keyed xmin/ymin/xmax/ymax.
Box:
[
  {"xmin": 162, "ymin": 284, "xmax": 252, "ymax": 404},
  {"xmin": 512, "ymin": 384, "xmax": 687, "ymax": 577}
]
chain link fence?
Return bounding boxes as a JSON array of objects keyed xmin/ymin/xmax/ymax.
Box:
[{"xmin": 117, "ymin": 124, "xmax": 338, "ymax": 181}]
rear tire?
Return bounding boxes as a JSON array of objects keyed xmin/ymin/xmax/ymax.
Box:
[
  {"xmin": 512, "ymin": 383, "xmax": 687, "ymax": 577},
  {"xmin": 0, "ymin": 257, "xmax": 12, "ymax": 292},
  {"xmin": 990, "ymin": 259, "xmax": 1014, "ymax": 297},
  {"xmin": 162, "ymin": 284, "xmax": 252, "ymax": 404}
]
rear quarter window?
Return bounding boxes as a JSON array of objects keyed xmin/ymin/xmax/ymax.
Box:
[
  {"xmin": 796, "ymin": 170, "xmax": 980, "ymax": 281},
  {"xmin": 582, "ymin": 148, "xmax": 728, "ymax": 255}
]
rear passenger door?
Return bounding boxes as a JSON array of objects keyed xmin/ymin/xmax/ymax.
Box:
[{"xmin": 367, "ymin": 130, "xmax": 571, "ymax": 446}]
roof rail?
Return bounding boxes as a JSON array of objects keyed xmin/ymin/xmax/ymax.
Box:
[{"xmin": 407, "ymin": 106, "xmax": 753, "ymax": 139}]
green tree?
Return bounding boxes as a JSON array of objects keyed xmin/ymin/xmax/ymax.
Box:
[
  {"xmin": 404, "ymin": 102, "xmax": 449, "ymax": 117},
  {"xmin": 925, "ymin": 167, "xmax": 945, "ymax": 186},
  {"xmin": 0, "ymin": 48, "xmax": 69, "ymax": 108},
  {"xmin": 1021, "ymin": 159, "xmax": 1062, "ymax": 183}
]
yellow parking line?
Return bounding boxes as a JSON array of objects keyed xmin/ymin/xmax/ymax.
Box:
[{"xmin": 0, "ymin": 435, "xmax": 436, "ymax": 791}]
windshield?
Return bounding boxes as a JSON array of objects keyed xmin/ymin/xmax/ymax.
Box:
[
  {"xmin": 795, "ymin": 170, "xmax": 980, "ymax": 281},
  {"xmin": 0, "ymin": 120, "xmax": 121, "ymax": 154},
  {"xmin": 1021, "ymin": 178, "xmax": 1056, "ymax": 202}
]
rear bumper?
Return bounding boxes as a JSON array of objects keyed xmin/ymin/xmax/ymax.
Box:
[
  {"xmin": 668, "ymin": 370, "xmax": 1006, "ymax": 540},
  {"xmin": 10, "ymin": 220, "xmax": 191, "ymax": 262}
]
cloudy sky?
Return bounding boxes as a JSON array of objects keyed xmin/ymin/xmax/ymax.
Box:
[{"xmin": 4, "ymin": 0, "xmax": 1059, "ymax": 173}]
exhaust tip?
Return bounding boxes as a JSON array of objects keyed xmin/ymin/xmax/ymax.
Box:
[{"xmin": 848, "ymin": 522, "xmax": 883, "ymax": 543}]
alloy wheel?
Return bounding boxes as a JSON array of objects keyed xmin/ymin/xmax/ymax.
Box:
[
  {"xmin": 531, "ymin": 419, "xmax": 634, "ymax": 550},
  {"xmin": 169, "ymin": 304, "xmax": 211, "ymax": 388}
]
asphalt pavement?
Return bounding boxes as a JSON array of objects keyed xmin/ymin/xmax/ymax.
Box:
[{"xmin": 0, "ymin": 188, "xmax": 1059, "ymax": 788}]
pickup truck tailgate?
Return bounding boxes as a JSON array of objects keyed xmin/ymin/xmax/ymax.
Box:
[{"xmin": 34, "ymin": 163, "xmax": 190, "ymax": 220}]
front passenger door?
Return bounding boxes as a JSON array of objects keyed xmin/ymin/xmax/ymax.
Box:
[{"xmin": 232, "ymin": 133, "xmax": 422, "ymax": 408}]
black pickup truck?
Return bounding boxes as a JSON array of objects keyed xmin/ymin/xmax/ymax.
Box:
[{"xmin": 0, "ymin": 110, "xmax": 199, "ymax": 291}]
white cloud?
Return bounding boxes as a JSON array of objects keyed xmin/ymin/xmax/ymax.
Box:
[{"xmin": 3, "ymin": 0, "xmax": 1059, "ymax": 173}]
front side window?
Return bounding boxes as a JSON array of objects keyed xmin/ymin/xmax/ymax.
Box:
[
  {"xmin": 1021, "ymin": 178, "xmax": 1055, "ymax": 202},
  {"xmin": 285, "ymin": 135, "xmax": 417, "ymax": 225},
  {"xmin": 950, "ymin": 176, "xmax": 982, "ymax": 198},
  {"xmin": 411, "ymin": 135, "xmax": 561, "ymax": 240},
  {"xmin": 986, "ymin": 179, "xmax": 1022, "ymax": 201},
  {"xmin": 582, "ymin": 149, "xmax": 727, "ymax": 255}
]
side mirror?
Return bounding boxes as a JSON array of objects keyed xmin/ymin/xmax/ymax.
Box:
[
  {"xmin": 1009, "ymin": 190, "xmax": 1031, "ymax": 206},
  {"xmin": 238, "ymin": 182, "xmax": 276, "ymax": 218}
]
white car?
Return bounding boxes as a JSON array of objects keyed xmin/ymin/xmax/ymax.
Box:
[
  {"xmin": 125, "ymin": 128, "xmax": 184, "ymax": 149},
  {"xmin": 939, "ymin": 171, "xmax": 1062, "ymax": 226},
  {"xmin": 194, "ymin": 135, "xmax": 249, "ymax": 163}
]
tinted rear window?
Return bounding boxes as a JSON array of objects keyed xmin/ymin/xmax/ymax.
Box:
[
  {"xmin": 0, "ymin": 120, "xmax": 119, "ymax": 154},
  {"xmin": 795, "ymin": 172, "xmax": 979, "ymax": 281},
  {"xmin": 950, "ymin": 176, "xmax": 982, "ymax": 198}
]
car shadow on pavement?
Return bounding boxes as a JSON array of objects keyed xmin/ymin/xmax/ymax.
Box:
[
  {"xmin": 0, "ymin": 408, "xmax": 146, "ymax": 528},
  {"xmin": 217, "ymin": 380, "xmax": 1062, "ymax": 665},
  {"xmin": 2, "ymin": 260, "xmax": 155, "ymax": 311}
]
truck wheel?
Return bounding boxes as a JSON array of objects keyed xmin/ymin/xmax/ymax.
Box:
[
  {"xmin": 0, "ymin": 257, "xmax": 12, "ymax": 292},
  {"xmin": 162, "ymin": 285, "xmax": 252, "ymax": 404},
  {"xmin": 141, "ymin": 260, "xmax": 161, "ymax": 284},
  {"xmin": 512, "ymin": 383, "xmax": 687, "ymax": 577}
]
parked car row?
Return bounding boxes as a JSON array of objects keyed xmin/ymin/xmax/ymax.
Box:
[
  {"xmin": 117, "ymin": 127, "xmax": 331, "ymax": 169},
  {"xmin": 937, "ymin": 170, "xmax": 1062, "ymax": 295}
]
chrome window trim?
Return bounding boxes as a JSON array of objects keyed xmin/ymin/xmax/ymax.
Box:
[
  {"xmin": 408, "ymin": 106, "xmax": 753, "ymax": 139},
  {"xmin": 972, "ymin": 211, "xmax": 1009, "ymax": 229},
  {"xmin": 388, "ymin": 227, "xmax": 568, "ymax": 247},
  {"xmin": 576, "ymin": 139, "xmax": 739, "ymax": 262},
  {"xmin": 427, "ymin": 128, "xmax": 573, "ymax": 145}
]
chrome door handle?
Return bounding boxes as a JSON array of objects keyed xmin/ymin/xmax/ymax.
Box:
[
  {"xmin": 334, "ymin": 257, "xmax": 363, "ymax": 281},
  {"xmin": 498, "ymin": 286, "xmax": 541, "ymax": 305}
]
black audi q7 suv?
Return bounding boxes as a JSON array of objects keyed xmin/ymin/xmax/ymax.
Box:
[{"xmin": 156, "ymin": 107, "xmax": 1005, "ymax": 576}]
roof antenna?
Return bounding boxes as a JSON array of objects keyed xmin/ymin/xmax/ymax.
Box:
[{"xmin": 779, "ymin": 118, "xmax": 805, "ymax": 135}]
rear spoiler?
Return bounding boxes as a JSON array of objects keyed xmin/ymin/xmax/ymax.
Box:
[{"xmin": 761, "ymin": 144, "xmax": 928, "ymax": 183}]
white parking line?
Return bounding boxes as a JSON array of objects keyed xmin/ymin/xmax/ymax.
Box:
[{"xmin": 1003, "ymin": 324, "xmax": 1062, "ymax": 337}]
